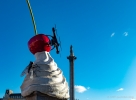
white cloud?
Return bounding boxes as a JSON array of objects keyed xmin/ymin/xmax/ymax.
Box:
[
  {"xmin": 117, "ymin": 88, "xmax": 124, "ymax": 91},
  {"xmin": 131, "ymin": 98, "xmax": 135, "ymax": 100},
  {"xmin": 111, "ymin": 33, "xmax": 115, "ymax": 37},
  {"xmin": 74, "ymin": 85, "xmax": 87, "ymax": 93},
  {"xmin": 124, "ymin": 32, "xmax": 128, "ymax": 36}
]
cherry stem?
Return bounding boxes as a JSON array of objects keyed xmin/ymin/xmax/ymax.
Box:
[{"xmin": 26, "ymin": 0, "xmax": 38, "ymax": 35}]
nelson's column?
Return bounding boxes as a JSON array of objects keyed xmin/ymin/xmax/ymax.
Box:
[{"xmin": 67, "ymin": 45, "xmax": 77, "ymax": 100}]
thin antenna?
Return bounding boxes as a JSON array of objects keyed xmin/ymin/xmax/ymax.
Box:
[
  {"xmin": 26, "ymin": 0, "xmax": 38, "ymax": 35},
  {"xmin": 54, "ymin": 24, "xmax": 58, "ymax": 36}
]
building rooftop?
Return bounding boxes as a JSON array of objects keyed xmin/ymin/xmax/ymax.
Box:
[
  {"xmin": 9, "ymin": 93, "xmax": 24, "ymax": 99},
  {"xmin": 0, "ymin": 90, "xmax": 25, "ymax": 100}
]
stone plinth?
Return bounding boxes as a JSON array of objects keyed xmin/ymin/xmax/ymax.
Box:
[{"xmin": 25, "ymin": 91, "xmax": 67, "ymax": 100}]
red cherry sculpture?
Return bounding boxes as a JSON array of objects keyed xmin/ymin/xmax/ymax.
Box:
[{"xmin": 28, "ymin": 34, "xmax": 51, "ymax": 54}]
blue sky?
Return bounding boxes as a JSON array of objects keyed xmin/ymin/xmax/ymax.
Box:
[{"xmin": 0, "ymin": 0, "xmax": 136, "ymax": 100}]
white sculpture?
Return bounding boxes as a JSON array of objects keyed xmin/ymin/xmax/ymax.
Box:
[{"xmin": 20, "ymin": 51, "xmax": 69, "ymax": 99}]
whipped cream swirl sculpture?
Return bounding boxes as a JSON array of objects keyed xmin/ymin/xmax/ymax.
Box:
[{"xmin": 20, "ymin": 34, "xmax": 69, "ymax": 99}]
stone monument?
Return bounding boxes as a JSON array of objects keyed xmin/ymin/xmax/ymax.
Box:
[{"xmin": 67, "ymin": 45, "xmax": 76, "ymax": 100}]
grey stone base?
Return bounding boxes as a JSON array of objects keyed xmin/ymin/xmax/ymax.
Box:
[{"xmin": 24, "ymin": 91, "xmax": 67, "ymax": 100}]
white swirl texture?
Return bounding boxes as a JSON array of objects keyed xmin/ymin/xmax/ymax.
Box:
[{"xmin": 20, "ymin": 51, "xmax": 69, "ymax": 99}]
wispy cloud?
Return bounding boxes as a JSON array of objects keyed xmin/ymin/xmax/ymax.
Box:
[
  {"xmin": 74, "ymin": 85, "xmax": 87, "ymax": 93},
  {"xmin": 87, "ymin": 87, "xmax": 90, "ymax": 89},
  {"xmin": 117, "ymin": 88, "xmax": 124, "ymax": 91},
  {"xmin": 124, "ymin": 32, "xmax": 128, "ymax": 36},
  {"xmin": 131, "ymin": 98, "xmax": 135, "ymax": 100},
  {"xmin": 111, "ymin": 33, "xmax": 115, "ymax": 37}
]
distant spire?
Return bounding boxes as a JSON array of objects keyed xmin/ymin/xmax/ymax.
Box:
[
  {"xmin": 70, "ymin": 45, "xmax": 74, "ymax": 56},
  {"xmin": 67, "ymin": 45, "xmax": 76, "ymax": 100}
]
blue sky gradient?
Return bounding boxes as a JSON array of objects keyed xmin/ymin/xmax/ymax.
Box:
[{"xmin": 0, "ymin": 0, "xmax": 136, "ymax": 100}]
